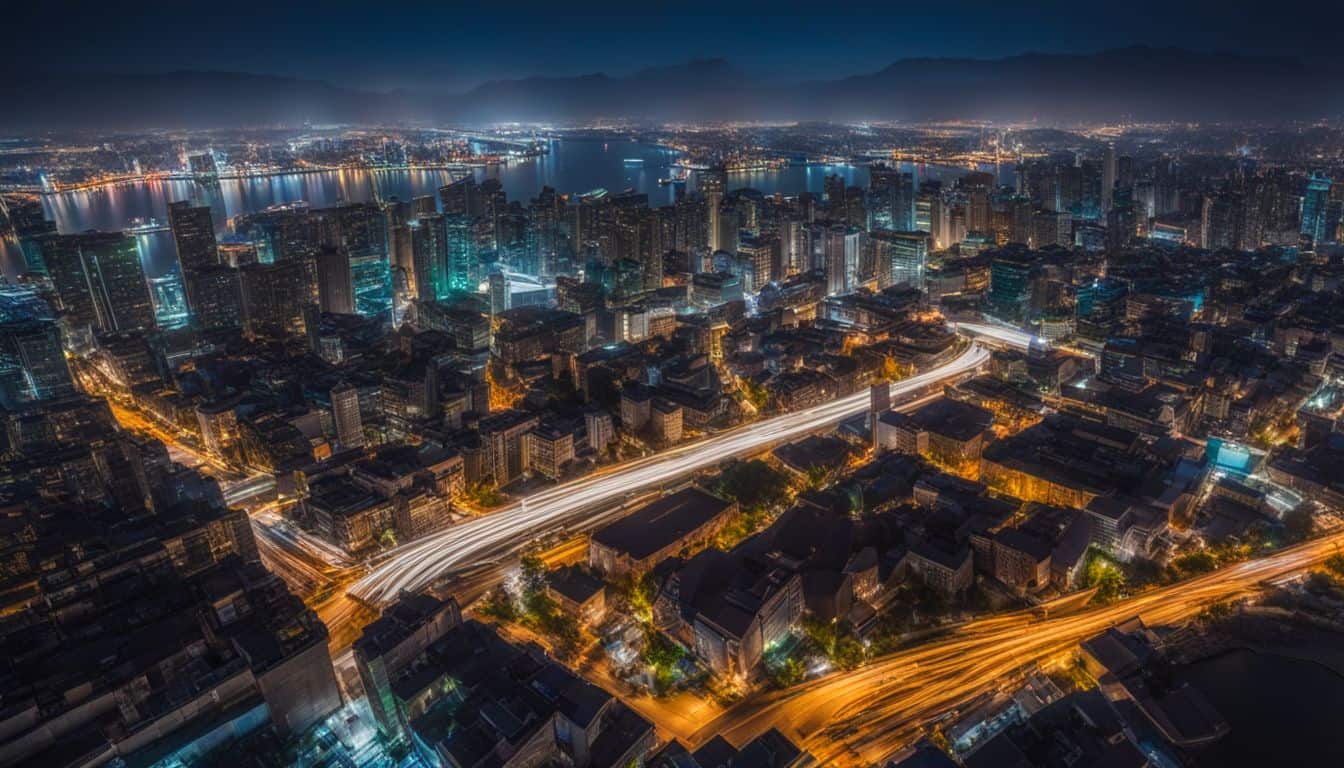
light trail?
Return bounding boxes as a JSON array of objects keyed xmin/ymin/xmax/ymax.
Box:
[
  {"xmin": 349, "ymin": 342, "xmax": 995, "ymax": 604},
  {"xmin": 691, "ymin": 529, "xmax": 1344, "ymax": 766}
]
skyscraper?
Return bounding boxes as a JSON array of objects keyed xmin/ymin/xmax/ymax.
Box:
[
  {"xmin": 824, "ymin": 224, "xmax": 861, "ymax": 296},
  {"xmin": 699, "ymin": 167, "xmax": 726, "ymax": 252},
  {"xmin": 0, "ymin": 317, "xmax": 74, "ymax": 408},
  {"xmin": 183, "ymin": 265, "xmax": 244, "ymax": 330},
  {"xmin": 439, "ymin": 175, "xmax": 482, "ymax": 217},
  {"xmin": 239, "ymin": 261, "xmax": 310, "ymax": 340},
  {"xmin": 871, "ymin": 230, "xmax": 930, "ymax": 290},
  {"xmin": 331, "ymin": 382, "xmax": 364, "ymax": 449},
  {"xmin": 1301, "ymin": 173, "xmax": 1333, "ymax": 245},
  {"xmin": 411, "ymin": 215, "xmax": 448, "ymax": 302},
  {"xmin": 167, "ymin": 200, "xmax": 219, "ymax": 272},
  {"xmin": 314, "ymin": 203, "xmax": 390, "ymax": 318},
  {"xmin": 1102, "ymin": 143, "xmax": 1117, "ymax": 214},
  {"xmin": 316, "ymin": 246, "xmax": 356, "ymax": 315},
  {"xmin": 41, "ymin": 232, "xmax": 156, "ymax": 334}
]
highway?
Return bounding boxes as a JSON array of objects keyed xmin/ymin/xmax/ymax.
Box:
[
  {"xmin": 687, "ymin": 530, "xmax": 1344, "ymax": 766},
  {"xmin": 349, "ymin": 338, "xmax": 1000, "ymax": 604}
]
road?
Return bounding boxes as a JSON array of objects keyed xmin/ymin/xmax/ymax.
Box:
[
  {"xmin": 685, "ymin": 530, "xmax": 1344, "ymax": 766},
  {"xmin": 349, "ymin": 339, "xmax": 998, "ymax": 604}
]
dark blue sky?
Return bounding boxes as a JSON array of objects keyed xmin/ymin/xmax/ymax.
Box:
[{"xmin": 11, "ymin": 0, "xmax": 1338, "ymax": 90}]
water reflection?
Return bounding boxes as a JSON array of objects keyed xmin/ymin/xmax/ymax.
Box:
[{"xmin": 29, "ymin": 139, "xmax": 1016, "ymax": 279}]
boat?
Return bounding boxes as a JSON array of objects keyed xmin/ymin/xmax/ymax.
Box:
[{"xmin": 622, "ymin": 158, "xmax": 644, "ymax": 166}]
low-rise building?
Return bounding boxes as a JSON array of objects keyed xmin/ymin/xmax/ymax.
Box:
[{"xmin": 589, "ymin": 487, "xmax": 738, "ymax": 577}]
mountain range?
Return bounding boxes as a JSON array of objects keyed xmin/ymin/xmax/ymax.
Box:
[{"xmin": 4, "ymin": 48, "xmax": 1340, "ymax": 131}]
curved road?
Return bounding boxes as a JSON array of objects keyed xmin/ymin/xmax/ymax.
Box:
[
  {"xmin": 350, "ymin": 337, "xmax": 1003, "ymax": 603},
  {"xmin": 691, "ymin": 530, "xmax": 1344, "ymax": 765}
]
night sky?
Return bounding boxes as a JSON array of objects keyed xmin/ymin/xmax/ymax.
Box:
[{"xmin": 9, "ymin": 0, "xmax": 1341, "ymax": 92}]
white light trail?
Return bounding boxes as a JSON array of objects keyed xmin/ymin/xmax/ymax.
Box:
[{"xmin": 349, "ymin": 342, "xmax": 996, "ymax": 604}]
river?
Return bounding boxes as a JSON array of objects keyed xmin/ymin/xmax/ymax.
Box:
[
  {"xmin": 5, "ymin": 138, "xmax": 1015, "ymax": 279},
  {"xmin": 1173, "ymin": 648, "xmax": 1344, "ymax": 766}
]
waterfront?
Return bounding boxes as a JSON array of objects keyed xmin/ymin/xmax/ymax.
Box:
[
  {"xmin": 1175, "ymin": 649, "xmax": 1344, "ymax": 766},
  {"xmin": 4, "ymin": 137, "xmax": 1015, "ymax": 279}
]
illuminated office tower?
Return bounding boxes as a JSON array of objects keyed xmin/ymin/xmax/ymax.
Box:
[
  {"xmin": 891, "ymin": 172, "xmax": 916, "ymax": 231},
  {"xmin": 314, "ymin": 203, "xmax": 390, "ymax": 318},
  {"xmin": 0, "ymin": 316, "xmax": 74, "ymax": 408},
  {"xmin": 674, "ymin": 195, "xmax": 707, "ymax": 252},
  {"xmin": 967, "ymin": 189, "xmax": 992, "ymax": 234},
  {"xmin": 824, "ymin": 224, "xmax": 860, "ymax": 296},
  {"xmin": 331, "ymin": 382, "xmax": 364, "ymax": 449},
  {"xmin": 233, "ymin": 202, "xmax": 314, "ymax": 264},
  {"xmin": 41, "ymin": 231, "xmax": 156, "ymax": 333},
  {"xmin": 1102, "ymin": 143, "xmax": 1117, "ymax": 214},
  {"xmin": 845, "ymin": 186, "xmax": 867, "ymax": 231},
  {"xmin": 167, "ymin": 200, "xmax": 219, "ymax": 272},
  {"xmin": 699, "ymin": 167, "xmax": 726, "ymax": 251},
  {"xmin": 445, "ymin": 214, "xmax": 478, "ymax": 292},
  {"xmin": 316, "ymin": 246, "xmax": 356, "ymax": 315},
  {"xmin": 780, "ymin": 217, "xmax": 807, "ymax": 276},
  {"xmin": 738, "ymin": 235, "xmax": 779, "ymax": 292},
  {"xmin": 929, "ymin": 196, "xmax": 951, "ymax": 249},
  {"xmin": 439, "ymin": 175, "xmax": 482, "ymax": 216},
  {"xmin": 871, "ymin": 230, "xmax": 930, "ymax": 290},
  {"xmin": 714, "ymin": 199, "xmax": 740, "ymax": 255},
  {"xmin": 383, "ymin": 198, "xmax": 416, "ymax": 290},
  {"xmin": 1010, "ymin": 197, "xmax": 1034, "ymax": 245},
  {"xmin": 824, "ymin": 174, "xmax": 846, "ymax": 211},
  {"xmin": 1300, "ymin": 173, "xmax": 1333, "ymax": 245},
  {"xmin": 183, "ymin": 265, "xmax": 244, "ymax": 330},
  {"xmin": 989, "ymin": 249, "xmax": 1034, "ymax": 319},
  {"xmin": 410, "ymin": 214, "xmax": 448, "ymax": 302},
  {"xmin": 915, "ymin": 194, "xmax": 932, "ymax": 234},
  {"xmin": 148, "ymin": 273, "xmax": 191, "ymax": 329},
  {"xmin": 239, "ymin": 261, "xmax": 310, "ymax": 340}
]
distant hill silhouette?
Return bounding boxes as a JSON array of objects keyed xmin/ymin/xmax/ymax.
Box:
[{"xmin": 4, "ymin": 49, "xmax": 1339, "ymax": 131}]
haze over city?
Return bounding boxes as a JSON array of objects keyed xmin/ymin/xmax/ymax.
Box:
[{"xmin": 3, "ymin": 3, "xmax": 1344, "ymax": 768}]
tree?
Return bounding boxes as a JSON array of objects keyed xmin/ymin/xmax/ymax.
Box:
[
  {"xmin": 1084, "ymin": 552, "xmax": 1126, "ymax": 604},
  {"xmin": 714, "ymin": 459, "xmax": 792, "ymax": 511},
  {"xmin": 1323, "ymin": 552, "xmax": 1344, "ymax": 581},
  {"xmin": 478, "ymin": 588, "xmax": 517, "ymax": 622},
  {"xmin": 881, "ymin": 355, "xmax": 914, "ymax": 382},
  {"xmin": 641, "ymin": 629, "xmax": 685, "ymax": 693},
  {"xmin": 520, "ymin": 553, "xmax": 548, "ymax": 595},
  {"xmin": 1171, "ymin": 550, "xmax": 1217, "ymax": 577},
  {"xmin": 1281, "ymin": 507, "xmax": 1315, "ymax": 544},
  {"xmin": 804, "ymin": 464, "xmax": 829, "ymax": 491},
  {"xmin": 766, "ymin": 655, "xmax": 806, "ymax": 688}
]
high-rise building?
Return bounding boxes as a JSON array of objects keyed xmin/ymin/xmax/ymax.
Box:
[
  {"xmin": 316, "ymin": 246, "xmax": 356, "ymax": 315},
  {"xmin": 0, "ymin": 317, "xmax": 74, "ymax": 408},
  {"xmin": 148, "ymin": 272, "xmax": 191, "ymax": 330},
  {"xmin": 1301, "ymin": 173, "xmax": 1333, "ymax": 245},
  {"xmin": 700, "ymin": 167, "xmax": 726, "ymax": 252},
  {"xmin": 871, "ymin": 230, "xmax": 930, "ymax": 290},
  {"xmin": 410, "ymin": 214, "xmax": 448, "ymax": 302},
  {"xmin": 439, "ymin": 175, "xmax": 482, "ymax": 217},
  {"xmin": 41, "ymin": 232, "xmax": 156, "ymax": 333},
  {"xmin": 737, "ymin": 235, "xmax": 780, "ymax": 292},
  {"xmin": 824, "ymin": 224, "xmax": 861, "ymax": 296},
  {"xmin": 239, "ymin": 261, "xmax": 310, "ymax": 340},
  {"xmin": 167, "ymin": 200, "xmax": 219, "ymax": 272},
  {"xmin": 1101, "ymin": 144, "xmax": 1117, "ymax": 214},
  {"xmin": 314, "ymin": 203, "xmax": 390, "ymax": 318},
  {"xmin": 445, "ymin": 213, "xmax": 478, "ymax": 291},
  {"xmin": 331, "ymin": 382, "xmax": 364, "ymax": 449},
  {"xmin": 989, "ymin": 248, "xmax": 1035, "ymax": 319},
  {"xmin": 892, "ymin": 172, "xmax": 916, "ymax": 231},
  {"xmin": 183, "ymin": 265, "xmax": 244, "ymax": 330}
]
